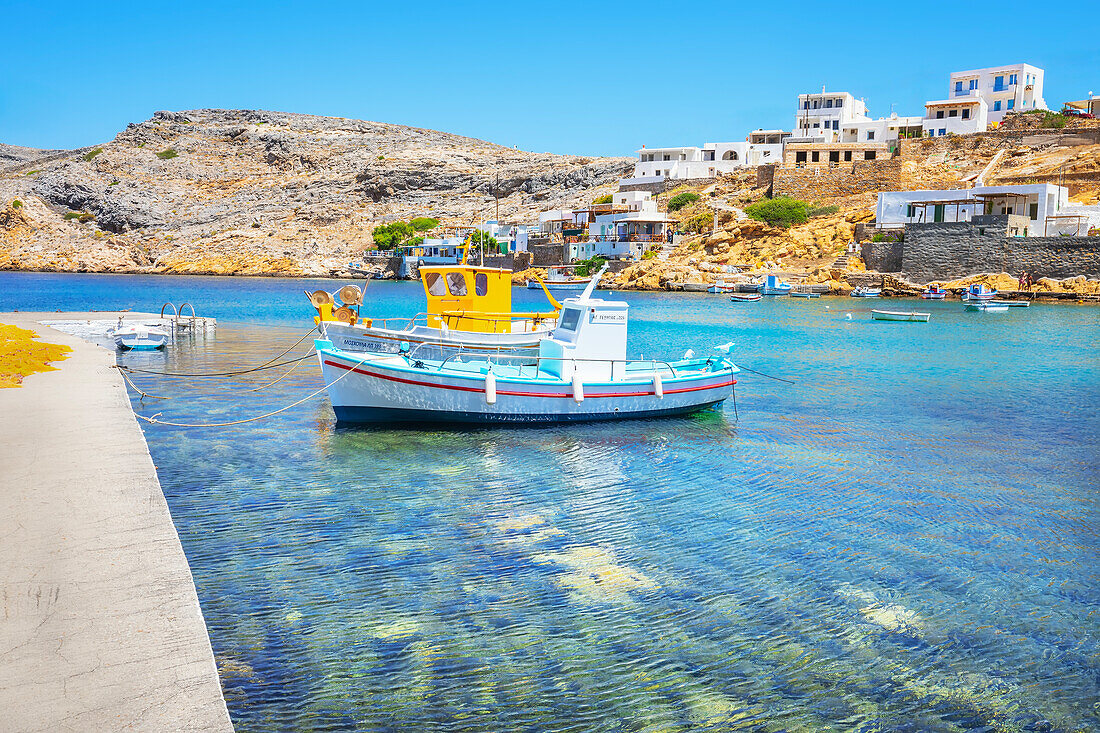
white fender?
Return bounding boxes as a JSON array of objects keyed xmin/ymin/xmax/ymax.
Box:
[
  {"xmin": 485, "ymin": 370, "xmax": 497, "ymax": 405},
  {"xmin": 653, "ymin": 372, "xmax": 663, "ymax": 398},
  {"xmin": 572, "ymin": 373, "xmax": 584, "ymax": 403}
]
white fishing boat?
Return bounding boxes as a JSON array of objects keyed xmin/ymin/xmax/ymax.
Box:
[
  {"xmin": 526, "ymin": 265, "xmax": 594, "ymax": 292},
  {"xmin": 961, "ymin": 283, "xmax": 996, "ymax": 302},
  {"xmin": 920, "ymin": 286, "xmax": 947, "ymax": 300},
  {"xmin": 757, "ymin": 275, "xmax": 792, "ymax": 296},
  {"xmin": 730, "ymin": 293, "xmax": 762, "ymax": 302},
  {"xmin": 316, "ymin": 269, "xmax": 737, "ymax": 425},
  {"xmin": 990, "ymin": 300, "xmax": 1030, "ymax": 307},
  {"xmin": 314, "ymin": 255, "xmax": 560, "ymax": 359},
  {"xmin": 871, "ymin": 310, "xmax": 931, "ymax": 323},
  {"xmin": 790, "ymin": 292, "xmax": 821, "ymax": 299},
  {"xmin": 110, "ymin": 320, "xmax": 169, "ymax": 350},
  {"xmin": 965, "ymin": 302, "xmax": 1009, "ymax": 312},
  {"xmin": 850, "ymin": 286, "xmax": 881, "ymax": 298},
  {"xmin": 707, "ymin": 281, "xmax": 738, "ymax": 294}
]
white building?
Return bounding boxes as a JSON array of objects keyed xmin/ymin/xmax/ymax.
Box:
[
  {"xmin": 948, "ymin": 64, "xmax": 1047, "ymax": 124},
  {"xmin": 631, "ymin": 134, "xmax": 787, "ymax": 180},
  {"xmin": 839, "ymin": 113, "xmax": 924, "ymax": 143},
  {"xmin": 922, "ymin": 97, "xmax": 989, "ymax": 137},
  {"xmin": 481, "ymin": 220, "xmax": 531, "ymax": 253},
  {"xmin": 540, "ymin": 191, "xmax": 673, "ymax": 262},
  {"xmin": 875, "ymin": 184, "xmax": 1100, "ymax": 236},
  {"xmin": 793, "ymin": 92, "xmax": 870, "ymax": 142}
]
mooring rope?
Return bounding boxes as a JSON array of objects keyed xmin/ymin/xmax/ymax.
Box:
[
  {"xmin": 130, "ymin": 351, "xmax": 369, "ymax": 428},
  {"xmin": 118, "ymin": 328, "xmax": 319, "ymax": 378},
  {"xmin": 735, "ymin": 364, "xmax": 795, "ymax": 385}
]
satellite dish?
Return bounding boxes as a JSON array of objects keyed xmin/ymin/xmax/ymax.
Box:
[
  {"xmin": 338, "ymin": 284, "xmax": 362, "ymax": 305},
  {"xmin": 309, "ymin": 290, "xmax": 334, "ymax": 308}
]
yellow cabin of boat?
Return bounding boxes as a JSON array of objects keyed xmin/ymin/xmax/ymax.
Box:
[{"xmin": 420, "ymin": 266, "xmax": 518, "ymax": 332}]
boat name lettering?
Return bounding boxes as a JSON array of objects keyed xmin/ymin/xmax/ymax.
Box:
[{"xmin": 590, "ymin": 312, "xmax": 626, "ymax": 323}]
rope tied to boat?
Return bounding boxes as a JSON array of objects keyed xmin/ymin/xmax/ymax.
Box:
[
  {"xmin": 117, "ymin": 328, "xmax": 319, "ymax": 378},
  {"xmin": 129, "ymin": 351, "xmax": 371, "ymax": 428}
]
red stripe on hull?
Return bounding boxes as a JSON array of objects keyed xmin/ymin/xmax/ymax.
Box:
[{"xmin": 322, "ymin": 358, "xmax": 735, "ymax": 398}]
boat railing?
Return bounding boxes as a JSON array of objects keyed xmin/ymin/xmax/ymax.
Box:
[
  {"xmin": 361, "ymin": 310, "xmax": 559, "ymax": 334},
  {"xmin": 435, "ymin": 352, "xmax": 683, "ymax": 381}
]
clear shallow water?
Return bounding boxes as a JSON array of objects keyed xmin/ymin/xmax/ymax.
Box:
[{"xmin": 3, "ymin": 271, "xmax": 1099, "ymax": 732}]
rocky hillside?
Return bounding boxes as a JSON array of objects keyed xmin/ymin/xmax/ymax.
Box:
[{"xmin": 0, "ymin": 110, "xmax": 632, "ymax": 276}]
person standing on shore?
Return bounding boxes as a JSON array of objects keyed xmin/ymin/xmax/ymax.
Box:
[{"xmin": 1019, "ymin": 270, "xmax": 1027, "ymax": 291}]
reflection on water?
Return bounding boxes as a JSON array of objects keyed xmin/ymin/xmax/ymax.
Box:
[{"xmin": 4, "ymin": 273, "xmax": 1099, "ymax": 731}]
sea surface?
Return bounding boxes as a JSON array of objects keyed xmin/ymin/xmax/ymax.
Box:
[{"xmin": 3, "ymin": 271, "xmax": 1099, "ymax": 732}]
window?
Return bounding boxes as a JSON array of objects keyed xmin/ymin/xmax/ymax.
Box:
[
  {"xmin": 955, "ymin": 81, "xmax": 963, "ymax": 94},
  {"xmin": 663, "ymin": 154, "xmax": 670, "ymax": 160},
  {"xmin": 558, "ymin": 308, "xmax": 582, "ymax": 332},
  {"xmin": 829, "ymin": 151, "xmax": 840, "ymax": 163},
  {"xmin": 1008, "ymin": 73, "xmax": 1017, "ymax": 85},
  {"xmin": 826, "ymin": 99, "xmax": 833, "ymax": 108},
  {"xmin": 844, "ymin": 150, "xmax": 852, "ymax": 161},
  {"xmin": 865, "ymin": 151, "xmax": 876, "ymax": 160},
  {"xmin": 906, "ymin": 204, "xmax": 916, "ymax": 218},
  {"xmin": 811, "ymin": 151, "xmax": 820, "ymax": 162},
  {"xmin": 803, "ymin": 101, "xmax": 809, "ymax": 110},
  {"xmin": 993, "ymin": 101, "xmax": 1001, "ymax": 111},
  {"xmin": 1007, "ymin": 99, "xmax": 1014, "ymax": 110},
  {"xmin": 938, "ymin": 129, "xmax": 946, "ymax": 136},
  {"xmin": 970, "ymin": 79, "xmax": 978, "ymax": 90},
  {"xmin": 424, "ymin": 272, "xmax": 446, "ymax": 296},
  {"xmin": 949, "ymin": 109, "xmax": 958, "ymax": 117},
  {"xmin": 934, "ymin": 204, "xmax": 944, "ymax": 223},
  {"xmin": 962, "ymin": 109, "xmax": 970, "ymax": 120},
  {"xmin": 1029, "ymin": 203, "xmax": 1039, "ymax": 220},
  {"xmin": 994, "ymin": 75, "xmax": 1005, "ymax": 91},
  {"xmin": 867, "ymin": 130, "xmax": 875, "ymax": 140},
  {"xmin": 833, "ymin": 120, "xmax": 839, "ymax": 130},
  {"xmin": 936, "ymin": 110, "xmax": 945, "ymax": 119},
  {"xmin": 475, "ymin": 273, "xmax": 488, "ymax": 296},
  {"xmin": 446, "ymin": 272, "xmax": 467, "ymax": 296},
  {"xmin": 812, "ymin": 122, "xmax": 819, "ymax": 129}
]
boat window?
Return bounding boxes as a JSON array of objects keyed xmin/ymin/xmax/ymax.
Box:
[
  {"xmin": 446, "ymin": 272, "xmax": 467, "ymax": 296},
  {"xmin": 475, "ymin": 273, "xmax": 488, "ymax": 296},
  {"xmin": 559, "ymin": 308, "xmax": 582, "ymax": 332},
  {"xmin": 425, "ymin": 272, "xmax": 446, "ymax": 296}
]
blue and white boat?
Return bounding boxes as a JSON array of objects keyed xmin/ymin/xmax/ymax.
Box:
[
  {"xmin": 316, "ymin": 270, "xmax": 737, "ymax": 425},
  {"xmin": 961, "ymin": 283, "xmax": 997, "ymax": 302},
  {"xmin": 110, "ymin": 319, "xmax": 169, "ymax": 351},
  {"xmin": 920, "ymin": 286, "xmax": 947, "ymax": 300},
  {"xmin": 757, "ymin": 275, "xmax": 792, "ymax": 296},
  {"xmin": 850, "ymin": 286, "xmax": 881, "ymax": 298}
]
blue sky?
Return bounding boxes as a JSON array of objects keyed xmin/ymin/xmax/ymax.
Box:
[{"xmin": 2, "ymin": 1, "xmax": 1098, "ymax": 156}]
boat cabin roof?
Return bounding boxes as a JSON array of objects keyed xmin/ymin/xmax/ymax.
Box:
[{"xmin": 419, "ymin": 265, "xmax": 514, "ymax": 318}]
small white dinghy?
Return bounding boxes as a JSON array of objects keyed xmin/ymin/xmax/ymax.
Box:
[
  {"xmin": 965, "ymin": 303, "xmax": 1009, "ymax": 312},
  {"xmin": 111, "ymin": 319, "xmax": 170, "ymax": 350},
  {"xmin": 871, "ymin": 310, "xmax": 930, "ymax": 323}
]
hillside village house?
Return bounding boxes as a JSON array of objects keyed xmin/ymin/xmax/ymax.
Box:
[
  {"xmin": 948, "ymin": 64, "xmax": 1047, "ymax": 124},
  {"xmin": 793, "ymin": 92, "xmax": 871, "ymax": 142},
  {"xmin": 630, "ymin": 132, "xmax": 789, "ymax": 180},
  {"xmin": 922, "ymin": 97, "xmax": 989, "ymax": 137},
  {"xmin": 875, "ymin": 184, "xmax": 1100, "ymax": 236},
  {"xmin": 539, "ymin": 191, "xmax": 672, "ymax": 263}
]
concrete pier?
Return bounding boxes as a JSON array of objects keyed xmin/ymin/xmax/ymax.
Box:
[{"xmin": 0, "ymin": 313, "xmax": 233, "ymax": 732}]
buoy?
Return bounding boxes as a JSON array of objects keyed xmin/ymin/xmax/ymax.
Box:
[
  {"xmin": 572, "ymin": 373, "xmax": 584, "ymax": 403},
  {"xmin": 485, "ymin": 370, "xmax": 497, "ymax": 405},
  {"xmin": 653, "ymin": 372, "xmax": 663, "ymax": 398}
]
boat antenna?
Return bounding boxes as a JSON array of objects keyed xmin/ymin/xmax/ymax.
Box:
[{"xmin": 579, "ymin": 263, "xmax": 609, "ymax": 301}]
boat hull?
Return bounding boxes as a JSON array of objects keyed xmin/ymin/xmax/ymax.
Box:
[
  {"xmin": 920, "ymin": 292, "xmax": 946, "ymax": 300},
  {"xmin": 317, "ymin": 347, "xmax": 735, "ymax": 425},
  {"xmin": 730, "ymin": 294, "xmax": 762, "ymax": 302},
  {"xmin": 871, "ymin": 310, "xmax": 930, "ymax": 322},
  {"xmin": 758, "ymin": 287, "xmax": 791, "ymax": 296}
]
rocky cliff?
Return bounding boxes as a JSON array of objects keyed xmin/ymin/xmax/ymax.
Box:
[{"xmin": 0, "ymin": 109, "xmax": 632, "ymax": 276}]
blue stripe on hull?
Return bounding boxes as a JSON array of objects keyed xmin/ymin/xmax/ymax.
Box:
[{"xmin": 333, "ymin": 400, "xmax": 726, "ymax": 426}]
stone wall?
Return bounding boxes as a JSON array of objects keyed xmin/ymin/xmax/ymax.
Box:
[
  {"xmin": 860, "ymin": 239, "xmax": 904, "ymax": 272},
  {"xmin": 529, "ymin": 243, "xmax": 565, "ymax": 266},
  {"xmin": 772, "ymin": 159, "xmax": 912, "ymax": 200},
  {"xmin": 868, "ymin": 217, "xmax": 1100, "ymax": 282}
]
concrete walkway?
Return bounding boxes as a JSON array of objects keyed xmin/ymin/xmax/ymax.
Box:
[{"xmin": 0, "ymin": 313, "xmax": 233, "ymax": 732}]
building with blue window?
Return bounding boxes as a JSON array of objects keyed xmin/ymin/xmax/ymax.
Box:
[{"xmin": 948, "ymin": 64, "xmax": 1047, "ymax": 125}]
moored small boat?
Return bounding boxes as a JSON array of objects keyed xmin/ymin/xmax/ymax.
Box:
[
  {"xmin": 317, "ymin": 267, "xmax": 737, "ymax": 425},
  {"xmin": 965, "ymin": 302, "xmax": 1009, "ymax": 312},
  {"xmin": 790, "ymin": 292, "xmax": 821, "ymax": 299},
  {"xmin": 526, "ymin": 265, "xmax": 594, "ymax": 291},
  {"xmin": 990, "ymin": 300, "xmax": 1030, "ymax": 307},
  {"xmin": 730, "ymin": 293, "xmax": 762, "ymax": 302},
  {"xmin": 111, "ymin": 322, "xmax": 170, "ymax": 350},
  {"xmin": 871, "ymin": 309, "xmax": 930, "ymax": 323},
  {"xmin": 757, "ymin": 275, "xmax": 792, "ymax": 296},
  {"xmin": 961, "ymin": 283, "xmax": 997, "ymax": 302},
  {"xmin": 850, "ymin": 286, "xmax": 881, "ymax": 298},
  {"xmin": 920, "ymin": 286, "xmax": 947, "ymax": 300},
  {"xmin": 707, "ymin": 281, "xmax": 737, "ymax": 294}
]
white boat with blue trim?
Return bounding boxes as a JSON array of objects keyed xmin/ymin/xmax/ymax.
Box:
[
  {"xmin": 961, "ymin": 283, "xmax": 997, "ymax": 301},
  {"xmin": 316, "ymin": 269, "xmax": 737, "ymax": 425},
  {"xmin": 757, "ymin": 275, "xmax": 792, "ymax": 296}
]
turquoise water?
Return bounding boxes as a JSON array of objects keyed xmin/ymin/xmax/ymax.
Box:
[{"xmin": 3, "ymin": 271, "xmax": 1099, "ymax": 731}]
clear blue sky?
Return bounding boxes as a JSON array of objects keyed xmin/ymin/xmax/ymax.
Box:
[{"xmin": 3, "ymin": 1, "xmax": 1097, "ymax": 156}]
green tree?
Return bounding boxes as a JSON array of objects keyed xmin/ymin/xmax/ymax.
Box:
[
  {"xmin": 410, "ymin": 217, "xmax": 440, "ymax": 231},
  {"xmin": 573, "ymin": 256, "xmax": 607, "ymax": 277},
  {"xmin": 468, "ymin": 229, "xmax": 500, "ymax": 252},
  {"xmin": 592, "ymin": 194, "xmax": 613, "ymax": 205},
  {"xmin": 744, "ymin": 197, "xmax": 810, "ymax": 227},
  {"xmin": 371, "ymin": 222, "xmax": 417, "ymax": 249}
]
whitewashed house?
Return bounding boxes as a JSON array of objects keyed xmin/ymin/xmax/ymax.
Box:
[
  {"xmin": 947, "ymin": 64, "xmax": 1047, "ymax": 124},
  {"xmin": 839, "ymin": 114, "xmax": 924, "ymax": 143},
  {"xmin": 875, "ymin": 184, "xmax": 1100, "ymax": 236},
  {"xmin": 793, "ymin": 92, "xmax": 871, "ymax": 142},
  {"xmin": 630, "ymin": 133, "xmax": 788, "ymax": 181},
  {"xmin": 922, "ymin": 97, "xmax": 989, "ymax": 137}
]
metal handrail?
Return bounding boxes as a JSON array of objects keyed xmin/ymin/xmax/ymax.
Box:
[
  {"xmin": 159, "ymin": 302, "xmax": 178, "ymax": 319},
  {"xmin": 434, "ymin": 352, "xmax": 689, "ymax": 382},
  {"xmin": 358, "ymin": 311, "xmax": 558, "ymax": 334}
]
